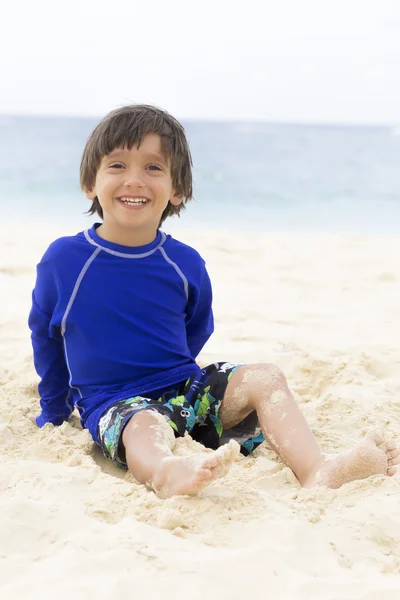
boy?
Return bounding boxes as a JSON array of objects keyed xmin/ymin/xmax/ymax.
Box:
[{"xmin": 29, "ymin": 105, "xmax": 398, "ymax": 498}]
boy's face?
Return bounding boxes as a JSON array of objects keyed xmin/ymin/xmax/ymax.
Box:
[{"xmin": 85, "ymin": 133, "xmax": 182, "ymax": 245}]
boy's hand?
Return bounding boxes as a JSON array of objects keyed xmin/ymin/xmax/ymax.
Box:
[{"xmin": 28, "ymin": 413, "xmax": 38, "ymax": 427}]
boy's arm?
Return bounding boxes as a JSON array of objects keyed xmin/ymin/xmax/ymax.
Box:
[
  {"xmin": 28, "ymin": 256, "xmax": 74, "ymax": 427},
  {"xmin": 185, "ymin": 265, "xmax": 214, "ymax": 359}
]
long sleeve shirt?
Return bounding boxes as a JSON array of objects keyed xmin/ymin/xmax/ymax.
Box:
[{"xmin": 28, "ymin": 224, "xmax": 214, "ymax": 443}]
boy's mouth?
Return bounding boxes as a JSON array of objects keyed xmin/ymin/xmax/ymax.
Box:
[{"xmin": 117, "ymin": 196, "xmax": 150, "ymax": 208}]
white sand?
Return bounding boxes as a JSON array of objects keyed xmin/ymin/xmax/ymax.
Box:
[{"xmin": 1, "ymin": 224, "xmax": 400, "ymax": 599}]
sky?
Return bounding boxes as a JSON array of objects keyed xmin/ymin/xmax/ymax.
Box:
[{"xmin": 1, "ymin": 0, "xmax": 399, "ymax": 123}]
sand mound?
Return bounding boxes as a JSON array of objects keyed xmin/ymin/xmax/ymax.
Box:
[{"xmin": 1, "ymin": 225, "xmax": 400, "ymax": 599}]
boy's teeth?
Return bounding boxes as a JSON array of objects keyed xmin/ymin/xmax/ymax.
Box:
[{"xmin": 119, "ymin": 197, "xmax": 148, "ymax": 204}]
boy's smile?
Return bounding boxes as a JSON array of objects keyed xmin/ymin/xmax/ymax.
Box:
[
  {"xmin": 117, "ymin": 196, "xmax": 150, "ymax": 208},
  {"xmin": 85, "ymin": 133, "xmax": 182, "ymax": 246}
]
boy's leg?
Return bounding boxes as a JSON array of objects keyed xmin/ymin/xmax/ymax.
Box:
[
  {"xmin": 122, "ymin": 410, "xmax": 239, "ymax": 498},
  {"xmin": 219, "ymin": 363, "xmax": 399, "ymax": 488}
]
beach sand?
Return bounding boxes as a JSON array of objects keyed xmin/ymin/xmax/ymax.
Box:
[{"xmin": 1, "ymin": 224, "xmax": 400, "ymax": 599}]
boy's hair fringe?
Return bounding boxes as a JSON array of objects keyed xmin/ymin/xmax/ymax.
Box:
[{"xmin": 80, "ymin": 104, "xmax": 193, "ymax": 225}]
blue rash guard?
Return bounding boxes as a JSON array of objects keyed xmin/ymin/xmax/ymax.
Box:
[{"xmin": 28, "ymin": 224, "xmax": 214, "ymax": 444}]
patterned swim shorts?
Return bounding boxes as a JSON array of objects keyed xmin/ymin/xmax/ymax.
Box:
[{"xmin": 98, "ymin": 362, "xmax": 265, "ymax": 468}]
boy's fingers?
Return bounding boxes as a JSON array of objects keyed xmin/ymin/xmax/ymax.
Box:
[{"xmin": 28, "ymin": 413, "xmax": 38, "ymax": 426}]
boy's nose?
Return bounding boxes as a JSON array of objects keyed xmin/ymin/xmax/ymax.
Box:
[{"xmin": 124, "ymin": 170, "xmax": 145, "ymax": 188}]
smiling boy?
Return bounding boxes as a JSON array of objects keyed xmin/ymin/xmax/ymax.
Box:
[
  {"xmin": 84, "ymin": 132, "xmax": 182, "ymax": 246},
  {"xmin": 29, "ymin": 105, "xmax": 399, "ymax": 497}
]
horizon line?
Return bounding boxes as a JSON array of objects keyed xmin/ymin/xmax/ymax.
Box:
[{"xmin": 0, "ymin": 111, "xmax": 397, "ymax": 129}]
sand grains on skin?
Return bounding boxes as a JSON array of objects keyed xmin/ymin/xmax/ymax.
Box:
[
  {"xmin": 152, "ymin": 439, "xmax": 240, "ymax": 498},
  {"xmin": 304, "ymin": 430, "xmax": 399, "ymax": 489}
]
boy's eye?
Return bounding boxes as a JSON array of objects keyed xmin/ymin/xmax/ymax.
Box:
[
  {"xmin": 147, "ymin": 164, "xmax": 162, "ymax": 171},
  {"xmin": 108, "ymin": 162, "xmax": 124, "ymax": 169}
]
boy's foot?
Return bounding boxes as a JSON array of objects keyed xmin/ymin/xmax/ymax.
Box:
[
  {"xmin": 152, "ymin": 439, "xmax": 240, "ymax": 498},
  {"xmin": 303, "ymin": 430, "xmax": 399, "ymax": 489}
]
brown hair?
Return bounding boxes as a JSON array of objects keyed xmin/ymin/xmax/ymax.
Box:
[{"xmin": 80, "ymin": 104, "xmax": 193, "ymax": 225}]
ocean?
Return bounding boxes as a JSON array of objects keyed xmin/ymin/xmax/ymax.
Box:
[{"xmin": 1, "ymin": 114, "xmax": 399, "ymax": 234}]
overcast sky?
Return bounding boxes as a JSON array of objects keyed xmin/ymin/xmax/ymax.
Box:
[{"xmin": 1, "ymin": 0, "xmax": 399, "ymax": 123}]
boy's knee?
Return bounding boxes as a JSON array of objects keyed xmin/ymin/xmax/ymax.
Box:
[
  {"xmin": 123, "ymin": 409, "xmax": 169, "ymax": 442},
  {"xmin": 240, "ymin": 363, "xmax": 287, "ymax": 395}
]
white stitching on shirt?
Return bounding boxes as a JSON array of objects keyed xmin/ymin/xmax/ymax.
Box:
[
  {"xmin": 61, "ymin": 246, "xmax": 102, "ymax": 398},
  {"xmin": 159, "ymin": 246, "xmax": 189, "ymax": 300},
  {"xmin": 83, "ymin": 229, "xmax": 166, "ymax": 258}
]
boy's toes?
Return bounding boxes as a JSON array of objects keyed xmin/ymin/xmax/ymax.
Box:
[
  {"xmin": 388, "ymin": 455, "xmax": 400, "ymax": 468},
  {"xmin": 387, "ymin": 448, "xmax": 399, "ymax": 476},
  {"xmin": 226, "ymin": 439, "xmax": 240, "ymax": 459},
  {"xmin": 366, "ymin": 428, "xmax": 386, "ymax": 446},
  {"xmin": 386, "ymin": 445, "xmax": 399, "ymax": 469},
  {"xmin": 388, "ymin": 447, "xmax": 399, "ymax": 461},
  {"xmin": 385, "ymin": 440, "xmax": 398, "ymax": 453},
  {"xmin": 202, "ymin": 454, "xmax": 219, "ymax": 469}
]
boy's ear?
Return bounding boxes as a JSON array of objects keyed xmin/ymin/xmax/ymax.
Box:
[
  {"xmin": 84, "ymin": 187, "xmax": 97, "ymax": 201},
  {"xmin": 170, "ymin": 189, "xmax": 183, "ymax": 207}
]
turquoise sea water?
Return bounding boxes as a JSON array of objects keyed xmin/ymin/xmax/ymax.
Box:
[{"xmin": 1, "ymin": 115, "xmax": 399, "ymax": 233}]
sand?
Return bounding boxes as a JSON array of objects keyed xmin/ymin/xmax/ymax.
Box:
[{"xmin": 1, "ymin": 224, "xmax": 400, "ymax": 599}]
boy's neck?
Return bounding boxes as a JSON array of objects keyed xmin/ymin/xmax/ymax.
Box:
[{"xmin": 95, "ymin": 223, "xmax": 158, "ymax": 247}]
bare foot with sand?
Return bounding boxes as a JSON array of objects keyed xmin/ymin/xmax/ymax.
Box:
[
  {"xmin": 303, "ymin": 431, "xmax": 399, "ymax": 489},
  {"xmin": 152, "ymin": 439, "xmax": 240, "ymax": 498}
]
